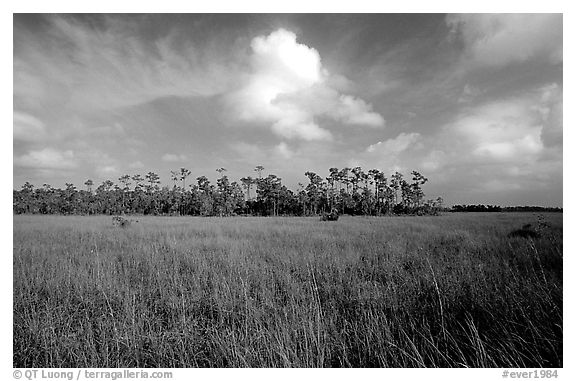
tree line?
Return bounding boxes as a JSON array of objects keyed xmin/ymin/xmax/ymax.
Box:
[
  {"xmin": 13, "ymin": 166, "xmax": 445, "ymax": 217},
  {"xmin": 451, "ymin": 204, "xmax": 562, "ymax": 213}
]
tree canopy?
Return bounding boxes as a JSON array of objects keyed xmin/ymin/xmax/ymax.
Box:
[{"xmin": 13, "ymin": 167, "xmax": 445, "ymax": 217}]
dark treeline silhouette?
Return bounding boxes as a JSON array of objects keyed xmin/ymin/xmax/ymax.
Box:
[
  {"xmin": 502, "ymin": 206, "xmax": 562, "ymax": 212},
  {"xmin": 451, "ymin": 204, "xmax": 503, "ymax": 212},
  {"xmin": 13, "ymin": 167, "xmax": 445, "ymax": 217},
  {"xmin": 451, "ymin": 204, "xmax": 562, "ymax": 213}
]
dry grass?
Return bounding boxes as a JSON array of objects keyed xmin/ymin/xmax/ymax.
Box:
[{"xmin": 13, "ymin": 213, "xmax": 562, "ymax": 367}]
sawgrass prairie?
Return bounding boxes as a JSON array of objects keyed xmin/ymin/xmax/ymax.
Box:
[{"xmin": 13, "ymin": 213, "xmax": 562, "ymax": 367}]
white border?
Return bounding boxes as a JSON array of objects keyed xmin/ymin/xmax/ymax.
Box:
[{"xmin": 4, "ymin": 3, "xmax": 571, "ymax": 380}]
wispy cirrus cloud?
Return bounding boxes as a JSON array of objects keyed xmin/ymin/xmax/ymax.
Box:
[{"xmin": 14, "ymin": 15, "xmax": 237, "ymax": 114}]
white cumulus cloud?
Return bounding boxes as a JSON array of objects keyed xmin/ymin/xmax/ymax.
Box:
[
  {"xmin": 228, "ymin": 29, "xmax": 384, "ymax": 141},
  {"xmin": 450, "ymin": 98, "xmax": 545, "ymax": 162}
]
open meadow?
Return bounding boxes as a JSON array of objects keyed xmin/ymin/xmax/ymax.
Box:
[{"xmin": 13, "ymin": 213, "xmax": 562, "ymax": 368}]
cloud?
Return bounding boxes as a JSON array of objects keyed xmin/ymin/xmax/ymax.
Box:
[
  {"xmin": 231, "ymin": 141, "xmax": 296, "ymax": 164},
  {"xmin": 14, "ymin": 148, "xmax": 76, "ymax": 170},
  {"xmin": 230, "ymin": 140, "xmax": 322, "ymax": 170},
  {"xmin": 230, "ymin": 142, "xmax": 265, "ymax": 163},
  {"xmin": 348, "ymin": 82, "xmax": 562, "ymax": 204},
  {"xmin": 90, "ymin": 123, "xmax": 126, "ymax": 137},
  {"xmin": 481, "ymin": 179, "xmax": 523, "ymax": 192},
  {"xmin": 457, "ymin": 84, "xmax": 483, "ymax": 104},
  {"xmin": 335, "ymin": 95, "xmax": 385, "ymax": 126},
  {"xmin": 448, "ymin": 96, "xmax": 546, "ymax": 162},
  {"xmin": 228, "ymin": 29, "xmax": 384, "ymax": 141},
  {"xmin": 448, "ymin": 84, "xmax": 562, "ymax": 161},
  {"xmin": 447, "ymin": 14, "xmax": 562, "ymax": 68},
  {"xmin": 229, "ymin": 140, "xmax": 349, "ymax": 185},
  {"xmin": 366, "ymin": 132, "xmax": 421, "ymax": 155},
  {"xmin": 537, "ymin": 83, "xmax": 562, "ymax": 147},
  {"xmin": 161, "ymin": 153, "xmax": 189, "ymax": 162},
  {"xmin": 14, "ymin": 15, "xmax": 236, "ymax": 113},
  {"xmin": 128, "ymin": 161, "xmax": 145, "ymax": 169},
  {"xmin": 275, "ymin": 142, "xmax": 294, "ymax": 159},
  {"xmin": 411, "ymin": 84, "xmax": 563, "ymax": 203},
  {"xmin": 96, "ymin": 165, "xmax": 119, "ymax": 177},
  {"xmin": 348, "ymin": 132, "xmax": 422, "ymax": 174},
  {"xmin": 13, "ymin": 112, "xmax": 46, "ymax": 142},
  {"xmin": 420, "ymin": 150, "xmax": 447, "ymax": 172}
]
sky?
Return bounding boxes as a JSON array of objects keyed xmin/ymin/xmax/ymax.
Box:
[{"xmin": 13, "ymin": 13, "xmax": 563, "ymax": 206}]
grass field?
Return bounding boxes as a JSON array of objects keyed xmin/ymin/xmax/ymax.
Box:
[{"xmin": 13, "ymin": 213, "xmax": 563, "ymax": 368}]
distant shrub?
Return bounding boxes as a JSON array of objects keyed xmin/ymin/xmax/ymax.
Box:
[
  {"xmin": 508, "ymin": 224, "xmax": 541, "ymax": 239},
  {"xmin": 320, "ymin": 210, "xmax": 339, "ymax": 221},
  {"xmin": 112, "ymin": 216, "xmax": 137, "ymax": 228}
]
